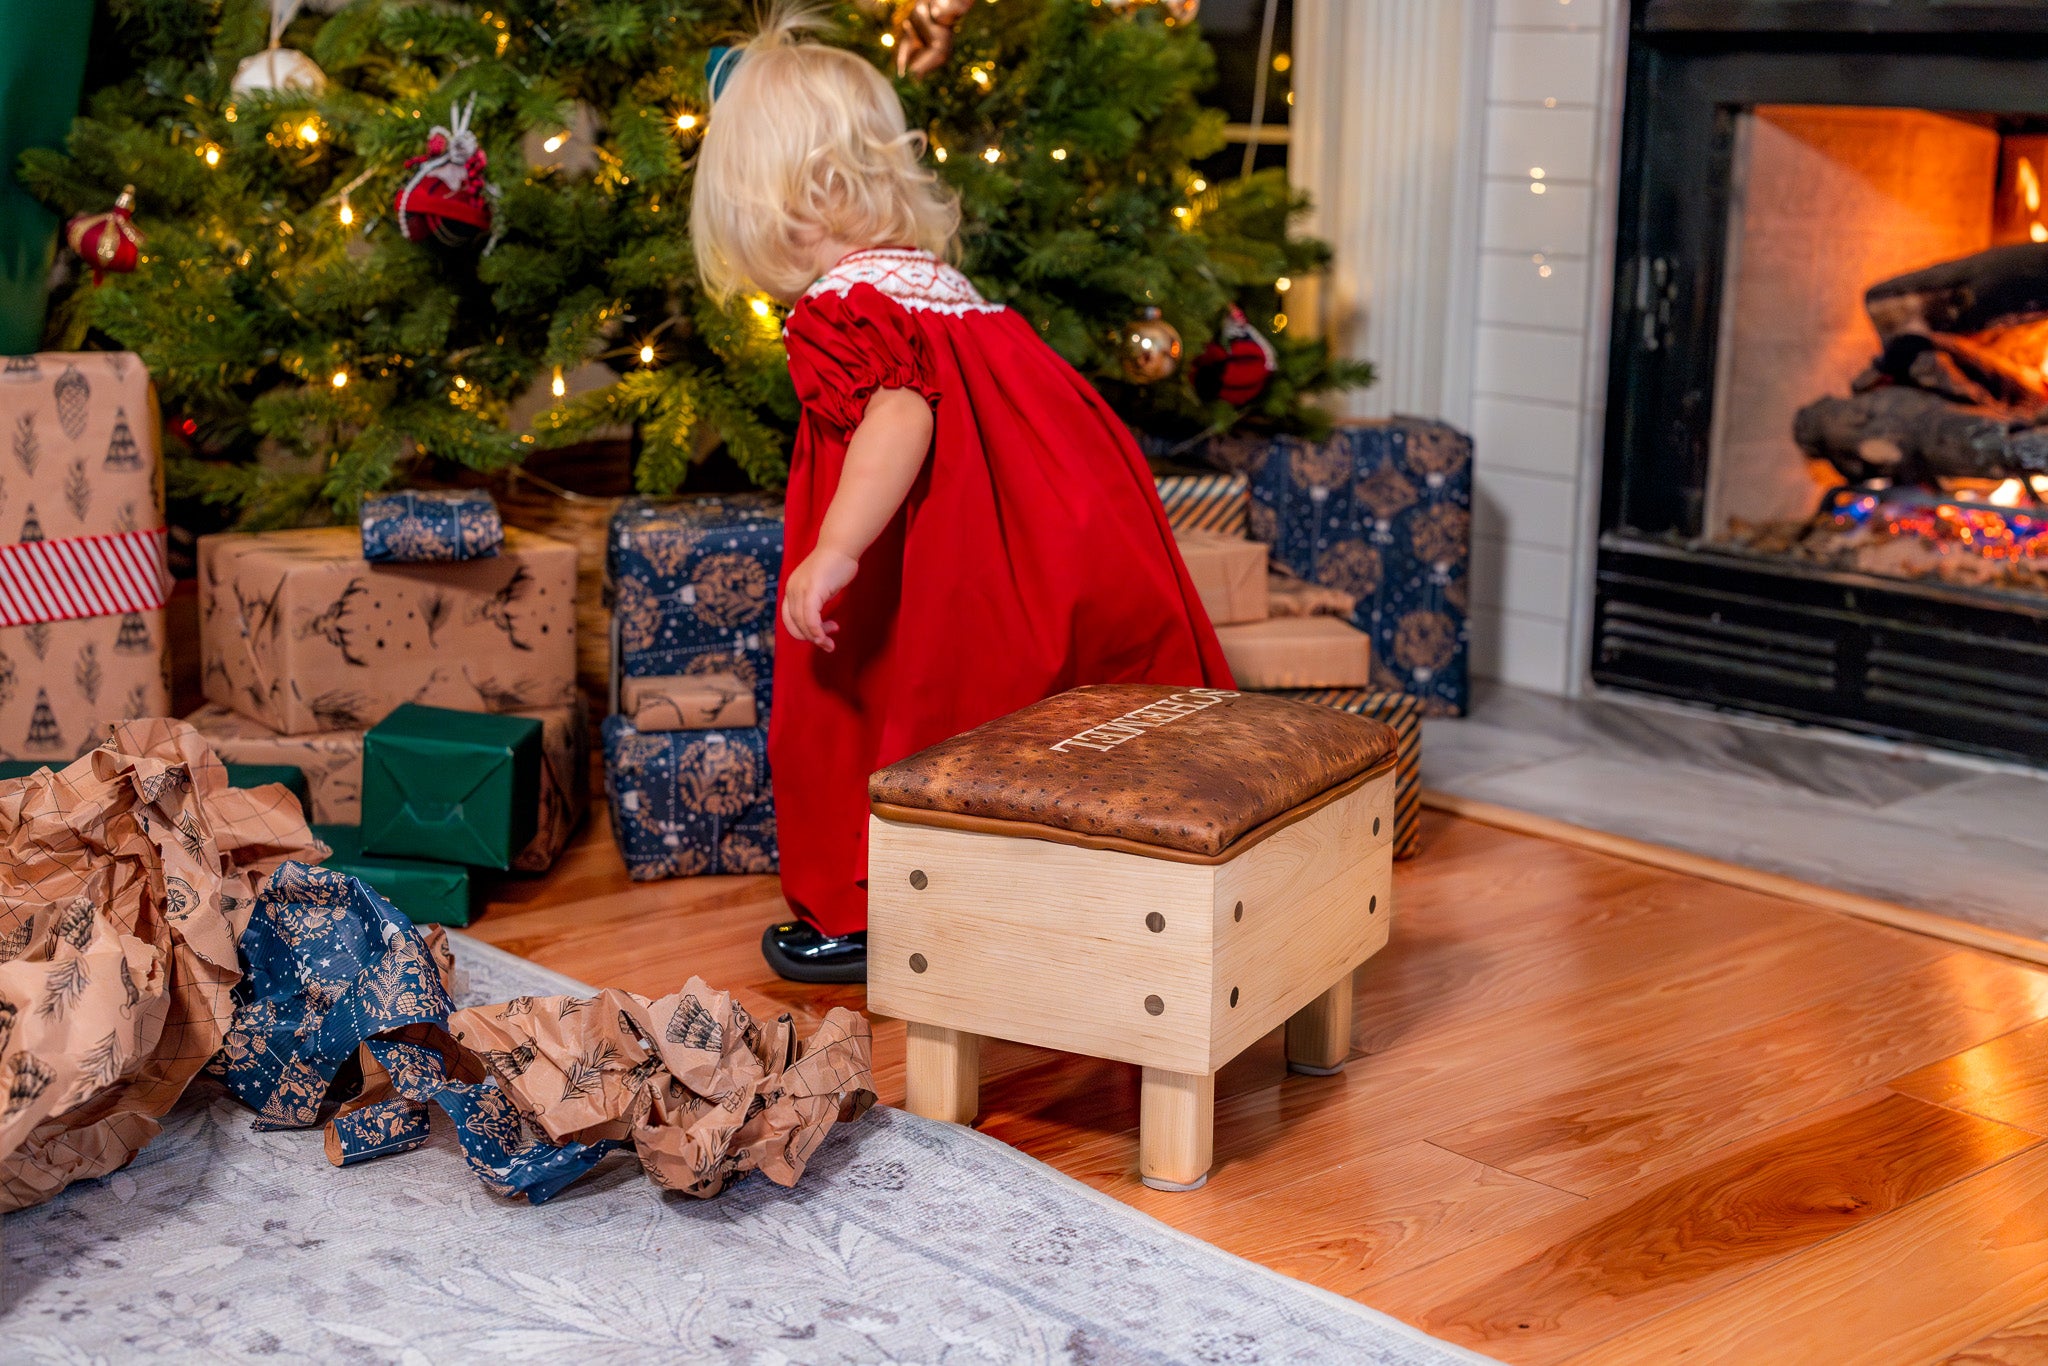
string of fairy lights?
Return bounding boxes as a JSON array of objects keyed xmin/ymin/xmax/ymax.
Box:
[{"xmin": 164, "ymin": 0, "xmax": 1249, "ymax": 400}]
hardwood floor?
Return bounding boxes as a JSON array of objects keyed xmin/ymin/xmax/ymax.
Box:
[{"xmin": 468, "ymin": 806, "xmax": 2048, "ymax": 1364}]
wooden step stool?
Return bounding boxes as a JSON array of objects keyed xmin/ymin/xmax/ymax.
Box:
[{"xmin": 867, "ymin": 684, "xmax": 1400, "ymax": 1191}]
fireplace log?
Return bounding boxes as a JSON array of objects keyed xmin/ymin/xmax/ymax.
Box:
[
  {"xmin": 1866, "ymin": 243, "xmax": 2048, "ymax": 340},
  {"xmin": 1792, "ymin": 386, "xmax": 2048, "ymax": 482}
]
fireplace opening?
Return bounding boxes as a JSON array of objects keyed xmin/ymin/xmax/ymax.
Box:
[
  {"xmin": 1595, "ymin": 12, "xmax": 2048, "ymax": 767},
  {"xmin": 1708, "ymin": 106, "xmax": 2048, "ymax": 602}
]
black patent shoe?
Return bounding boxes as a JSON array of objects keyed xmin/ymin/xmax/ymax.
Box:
[{"xmin": 761, "ymin": 920, "xmax": 868, "ymax": 984}]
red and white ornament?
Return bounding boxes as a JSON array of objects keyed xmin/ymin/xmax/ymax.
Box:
[
  {"xmin": 1193, "ymin": 304, "xmax": 1279, "ymax": 406},
  {"xmin": 65, "ymin": 186, "xmax": 144, "ymax": 284},
  {"xmin": 393, "ymin": 96, "xmax": 497, "ymax": 249}
]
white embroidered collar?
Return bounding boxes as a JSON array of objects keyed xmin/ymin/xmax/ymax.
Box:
[{"xmin": 802, "ymin": 248, "xmax": 1004, "ymax": 316}]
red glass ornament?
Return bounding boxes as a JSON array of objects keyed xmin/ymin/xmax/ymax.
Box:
[
  {"xmin": 65, "ymin": 185, "xmax": 144, "ymax": 284},
  {"xmin": 1193, "ymin": 304, "xmax": 1279, "ymax": 406}
]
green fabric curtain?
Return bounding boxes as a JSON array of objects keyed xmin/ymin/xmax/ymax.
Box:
[{"xmin": 0, "ymin": 0, "xmax": 93, "ymax": 355}]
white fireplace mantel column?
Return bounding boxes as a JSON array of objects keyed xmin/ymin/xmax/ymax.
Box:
[{"xmin": 1291, "ymin": 0, "xmax": 1629, "ymax": 696}]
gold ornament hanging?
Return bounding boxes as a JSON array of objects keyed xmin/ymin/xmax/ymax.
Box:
[
  {"xmin": 1119, "ymin": 307, "xmax": 1182, "ymax": 384},
  {"xmin": 891, "ymin": 0, "xmax": 975, "ymax": 78}
]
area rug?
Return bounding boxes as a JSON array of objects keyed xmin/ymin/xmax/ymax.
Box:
[{"xmin": 2, "ymin": 935, "xmax": 1492, "ymax": 1365}]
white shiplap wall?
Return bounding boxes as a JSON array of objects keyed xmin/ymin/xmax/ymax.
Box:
[
  {"xmin": 1463, "ymin": 0, "xmax": 1625, "ymax": 693},
  {"xmin": 1295, "ymin": 0, "xmax": 1629, "ymax": 695}
]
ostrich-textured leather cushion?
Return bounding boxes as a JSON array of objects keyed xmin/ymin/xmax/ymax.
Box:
[{"xmin": 868, "ymin": 685, "xmax": 1398, "ymax": 857}]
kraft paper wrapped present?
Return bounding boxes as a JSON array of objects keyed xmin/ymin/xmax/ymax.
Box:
[
  {"xmin": 198, "ymin": 524, "xmax": 577, "ymax": 735},
  {"xmin": 1153, "ymin": 467, "xmax": 1250, "ymax": 537},
  {"xmin": 621, "ymin": 671, "xmax": 757, "ymax": 732},
  {"xmin": 1273, "ymin": 688, "xmax": 1423, "ymax": 859},
  {"xmin": 182, "ymin": 703, "xmax": 365, "ymax": 824},
  {"xmin": 186, "ymin": 696, "xmax": 589, "ymax": 870},
  {"xmin": 360, "ymin": 488, "xmax": 504, "ymax": 563},
  {"xmin": 361, "ymin": 705, "xmax": 544, "ymax": 870},
  {"xmin": 608, "ymin": 496, "xmax": 781, "ymax": 718},
  {"xmin": 1214, "ymin": 615, "xmax": 1375, "ymax": 689},
  {"xmin": 311, "ymin": 824, "xmax": 473, "ymax": 926},
  {"xmin": 1174, "ymin": 530, "xmax": 1269, "ymax": 626},
  {"xmin": 0, "ymin": 352, "xmax": 170, "ymax": 762},
  {"xmin": 1208, "ymin": 418, "xmax": 1472, "ymax": 714},
  {"xmin": 602, "ymin": 712, "xmax": 777, "ymax": 881}
]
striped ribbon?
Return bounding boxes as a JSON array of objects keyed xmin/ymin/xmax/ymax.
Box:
[{"xmin": 0, "ymin": 527, "xmax": 170, "ymax": 628}]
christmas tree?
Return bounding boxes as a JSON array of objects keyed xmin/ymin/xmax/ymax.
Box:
[{"xmin": 21, "ymin": 0, "xmax": 1369, "ymax": 523}]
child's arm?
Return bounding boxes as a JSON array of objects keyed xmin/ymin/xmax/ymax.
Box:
[{"xmin": 782, "ymin": 387, "xmax": 935, "ymax": 652}]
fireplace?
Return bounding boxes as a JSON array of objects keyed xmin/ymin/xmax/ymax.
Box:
[{"xmin": 1595, "ymin": 1, "xmax": 2048, "ymax": 765}]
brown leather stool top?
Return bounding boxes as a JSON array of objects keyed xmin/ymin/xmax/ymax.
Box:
[{"xmin": 868, "ymin": 684, "xmax": 1400, "ymax": 863}]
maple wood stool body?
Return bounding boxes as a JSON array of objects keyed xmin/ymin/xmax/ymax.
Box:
[{"xmin": 867, "ymin": 684, "xmax": 1400, "ymax": 1191}]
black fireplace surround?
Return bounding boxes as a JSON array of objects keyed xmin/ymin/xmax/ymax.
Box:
[{"xmin": 1597, "ymin": 0, "xmax": 2048, "ymax": 765}]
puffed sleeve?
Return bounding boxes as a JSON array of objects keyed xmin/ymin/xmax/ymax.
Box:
[{"xmin": 783, "ymin": 284, "xmax": 942, "ymax": 433}]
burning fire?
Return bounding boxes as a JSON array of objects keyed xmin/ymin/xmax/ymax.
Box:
[
  {"xmin": 2020, "ymin": 157, "xmax": 2046, "ymax": 243},
  {"xmin": 1824, "ymin": 485, "xmax": 2048, "ymax": 562}
]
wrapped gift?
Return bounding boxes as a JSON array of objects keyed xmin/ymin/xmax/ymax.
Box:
[
  {"xmin": 0, "ymin": 353, "xmax": 170, "ymax": 761},
  {"xmin": 607, "ymin": 497, "xmax": 781, "ymax": 718},
  {"xmin": 1215, "ymin": 616, "xmax": 1374, "ymax": 688},
  {"xmin": 186, "ymin": 697, "xmax": 587, "ymax": 869},
  {"xmin": 198, "ymin": 525, "xmax": 577, "ymax": 735},
  {"xmin": 621, "ymin": 672, "xmax": 757, "ymax": 732},
  {"xmin": 360, "ymin": 489, "xmax": 504, "ymax": 563},
  {"xmin": 1268, "ymin": 565, "xmax": 1357, "ymax": 619},
  {"xmin": 1174, "ymin": 530, "xmax": 1269, "ymax": 626},
  {"xmin": 183, "ymin": 703, "xmax": 365, "ymax": 823},
  {"xmin": 1210, "ymin": 419, "xmax": 1472, "ymax": 714},
  {"xmin": 1272, "ymin": 689, "xmax": 1423, "ymax": 859},
  {"xmin": 1153, "ymin": 467, "xmax": 1250, "ymax": 537},
  {"xmin": 311, "ymin": 824, "xmax": 474, "ymax": 926},
  {"xmin": 361, "ymin": 704, "xmax": 544, "ymax": 870},
  {"xmin": 602, "ymin": 712, "xmax": 776, "ymax": 881}
]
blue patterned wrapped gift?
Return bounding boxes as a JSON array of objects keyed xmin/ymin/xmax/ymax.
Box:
[
  {"xmin": 608, "ymin": 496, "xmax": 782, "ymax": 718},
  {"xmin": 360, "ymin": 489, "xmax": 505, "ymax": 562},
  {"xmin": 1210, "ymin": 419, "xmax": 1471, "ymax": 715},
  {"xmin": 602, "ymin": 712, "xmax": 777, "ymax": 880}
]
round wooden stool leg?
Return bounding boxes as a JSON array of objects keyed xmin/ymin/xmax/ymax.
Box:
[
  {"xmin": 1285, "ymin": 972, "xmax": 1355, "ymax": 1076},
  {"xmin": 904, "ymin": 1022, "xmax": 980, "ymax": 1124},
  {"xmin": 1139, "ymin": 1067, "xmax": 1215, "ymax": 1191}
]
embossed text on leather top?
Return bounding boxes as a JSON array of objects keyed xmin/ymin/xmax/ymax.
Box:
[{"xmin": 869, "ymin": 685, "xmax": 1399, "ymax": 856}]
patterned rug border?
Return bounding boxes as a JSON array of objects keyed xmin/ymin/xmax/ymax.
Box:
[{"xmin": 447, "ymin": 932, "xmax": 1500, "ymax": 1365}]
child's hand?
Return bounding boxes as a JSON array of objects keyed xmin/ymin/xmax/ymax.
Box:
[{"xmin": 782, "ymin": 546, "xmax": 859, "ymax": 652}]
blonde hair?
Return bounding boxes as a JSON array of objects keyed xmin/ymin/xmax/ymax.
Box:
[{"xmin": 691, "ymin": 3, "xmax": 960, "ymax": 303}]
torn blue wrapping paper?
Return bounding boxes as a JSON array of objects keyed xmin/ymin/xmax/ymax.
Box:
[
  {"xmin": 216, "ymin": 862, "xmax": 455, "ymax": 1130},
  {"xmin": 215, "ymin": 862, "xmax": 618, "ymax": 1202}
]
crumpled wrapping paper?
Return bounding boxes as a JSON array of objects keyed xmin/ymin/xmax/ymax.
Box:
[
  {"xmin": 449, "ymin": 980, "xmax": 874, "ymax": 1198},
  {"xmin": 220, "ymin": 861, "xmax": 873, "ymax": 1204},
  {"xmin": 0, "ymin": 720, "xmax": 325, "ymax": 1210}
]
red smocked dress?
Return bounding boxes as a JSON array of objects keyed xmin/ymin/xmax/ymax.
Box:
[{"xmin": 774, "ymin": 247, "xmax": 1235, "ymax": 936}]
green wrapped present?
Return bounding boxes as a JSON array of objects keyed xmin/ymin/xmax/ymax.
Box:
[
  {"xmin": 312, "ymin": 824, "xmax": 474, "ymax": 927},
  {"xmin": 223, "ymin": 762, "xmax": 312, "ymax": 815},
  {"xmin": 3, "ymin": 758, "xmax": 311, "ymax": 817},
  {"xmin": 360, "ymin": 704, "xmax": 544, "ymax": 870}
]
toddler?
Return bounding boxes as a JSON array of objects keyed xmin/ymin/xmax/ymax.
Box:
[{"xmin": 692, "ymin": 5, "xmax": 1233, "ymax": 982}]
